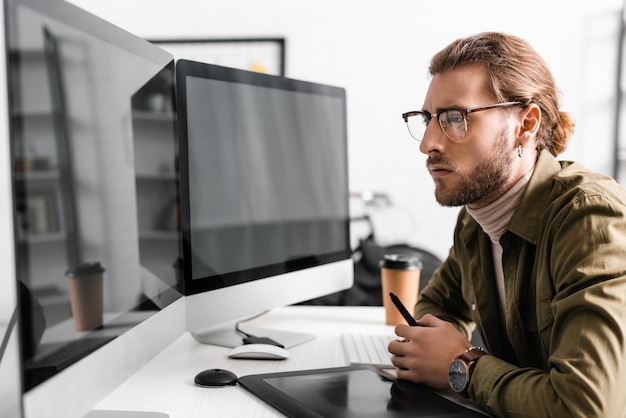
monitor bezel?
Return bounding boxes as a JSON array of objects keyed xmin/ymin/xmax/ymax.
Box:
[
  {"xmin": 5, "ymin": 0, "xmax": 185, "ymax": 416},
  {"xmin": 175, "ymin": 59, "xmax": 352, "ymax": 297}
]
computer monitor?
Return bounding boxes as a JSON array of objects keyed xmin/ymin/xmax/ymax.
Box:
[
  {"xmin": 0, "ymin": 3, "xmax": 23, "ymax": 414},
  {"xmin": 5, "ymin": 0, "xmax": 184, "ymax": 416},
  {"xmin": 176, "ymin": 59, "xmax": 354, "ymax": 348}
]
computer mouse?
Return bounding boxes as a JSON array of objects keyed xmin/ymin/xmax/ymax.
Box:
[
  {"xmin": 227, "ymin": 343, "xmax": 290, "ymax": 360},
  {"xmin": 194, "ymin": 368, "xmax": 238, "ymax": 387}
]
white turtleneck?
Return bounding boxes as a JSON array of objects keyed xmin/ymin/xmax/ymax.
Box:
[{"xmin": 465, "ymin": 170, "xmax": 532, "ymax": 324}]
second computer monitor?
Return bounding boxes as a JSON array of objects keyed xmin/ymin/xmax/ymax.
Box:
[{"xmin": 176, "ymin": 59, "xmax": 353, "ymax": 347}]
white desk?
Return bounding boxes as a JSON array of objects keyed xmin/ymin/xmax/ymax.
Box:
[{"xmin": 94, "ymin": 306, "xmax": 485, "ymax": 417}]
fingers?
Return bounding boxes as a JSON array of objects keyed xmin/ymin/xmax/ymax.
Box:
[
  {"xmin": 393, "ymin": 314, "xmax": 441, "ymax": 339},
  {"xmin": 393, "ymin": 323, "xmax": 417, "ymax": 340},
  {"xmin": 414, "ymin": 313, "xmax": 443, "ymax": 327},
  {"xmin": 389, "ymin": 342, "xmax": 422, "ymax": 383},
  {"xmin": 389, "ymin": 322, "xmax": 423, "ymax": 362},
  {"xmin": 388, "ymin": 332, "xmax": 418, "ymax": 372},
  {"xmin": 388, "ymin": 337, "xmax": 411, "ymax": 357},
  {"xmin": 387, "ymin": 314, "xmax": 470, "ymax": 388}
]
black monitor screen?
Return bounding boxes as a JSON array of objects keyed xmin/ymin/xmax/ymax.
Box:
[
  {"xmin": 176, "ymin": 60, "xmax": 350, "ymax": 295},
  {"xmin": 6, "ymin": 0, "xmax": 181, "ymax": 391}
]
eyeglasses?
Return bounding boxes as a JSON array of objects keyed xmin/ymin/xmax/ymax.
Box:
[{"xmin": 401, "ymin": 101, "xmax": 526, "ymax": 142}]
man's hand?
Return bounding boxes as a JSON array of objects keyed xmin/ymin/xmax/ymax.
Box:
[{"xmin": 388, "ymin": 314, "xmax": 473, "ymax": 389}]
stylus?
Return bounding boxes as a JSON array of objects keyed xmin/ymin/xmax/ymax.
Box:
[{"xmin": 389, "ymin": 292, "xmax": 420, "ymax": 326}]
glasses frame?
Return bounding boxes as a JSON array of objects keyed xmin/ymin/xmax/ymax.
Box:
[{"xmin": 401, "ymin": 101, "xmax": 527, "ymax": 142}]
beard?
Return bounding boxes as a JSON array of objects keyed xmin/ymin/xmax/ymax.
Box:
[{"xmin": 428, "ymin": 130, "xmax": 514, "ymax": 207}]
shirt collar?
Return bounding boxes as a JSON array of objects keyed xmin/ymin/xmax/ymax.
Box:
[
  {"xmin": 459, "ymin": 149, "xmax": 562, "ymax": 246},
  {"xmin": 506, "ymin": 149, "xmax": 562, "ymax": 244}
]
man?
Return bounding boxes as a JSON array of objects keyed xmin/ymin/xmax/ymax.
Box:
[{"xmin": 389, "ymin": 32, "xmax": 626, "ymax": 417}]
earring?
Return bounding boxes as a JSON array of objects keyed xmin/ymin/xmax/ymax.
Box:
[{"xmin": 517, "ymin": 145, "xmax": 524, "ymax": 158}]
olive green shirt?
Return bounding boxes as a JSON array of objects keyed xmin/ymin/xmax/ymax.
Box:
[{"xmin": 415, "ymin": 150, "xmax": 626, "ymax": 417}]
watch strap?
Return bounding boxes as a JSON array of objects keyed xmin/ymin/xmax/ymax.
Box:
[
  {"xmin": 457, "ymin": 346, "xmax": 489, "ymax": 397},
  {"xmin": 460, "ymin": 346, "xmax": 488, "ymax": 363}
]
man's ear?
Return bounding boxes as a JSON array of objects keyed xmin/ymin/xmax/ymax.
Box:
[{"xmin": 517, "ymin": 103, "xmax": 541, "ymax": 145}]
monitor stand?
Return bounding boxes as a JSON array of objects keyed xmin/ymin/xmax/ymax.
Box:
[{"xmin": 190, "ymin": 325, "xmax": 314, "ymax": 349}]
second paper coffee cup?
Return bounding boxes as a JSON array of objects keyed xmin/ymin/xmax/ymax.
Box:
[{"xmin": 66, "ymin": 262, "xmax": 105, "ymax": 331}]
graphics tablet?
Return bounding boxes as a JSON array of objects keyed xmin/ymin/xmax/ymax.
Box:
[{"xmin": 238, "ymin": 365, "xmax": 490, "ymax": 417}]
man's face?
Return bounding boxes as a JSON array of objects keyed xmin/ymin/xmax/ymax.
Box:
[{"xmin": 419, "ymin": 65, "xmax": 520, "ymax": 208}]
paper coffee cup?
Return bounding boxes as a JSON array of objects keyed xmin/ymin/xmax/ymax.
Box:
[
  {"xmin": 66, "ymin": 262, "xmax": 105, "ymax": 331},
  {"xmin": 380, "ymin": 254, "xmax": 422, "ymax": 325}
]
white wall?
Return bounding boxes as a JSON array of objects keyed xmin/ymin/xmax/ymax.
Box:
[{"xmin": 67, "ymin": 0, "xmax": 624, "ymax": 259}]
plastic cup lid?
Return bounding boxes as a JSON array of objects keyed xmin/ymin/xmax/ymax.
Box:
[
  {"xmin": 379, "ymin": 253, "xmax": 422, "ymax": 270},
  {"xmin": 66, "ymin": 262, "xmax": 105, "ymax": 277}
]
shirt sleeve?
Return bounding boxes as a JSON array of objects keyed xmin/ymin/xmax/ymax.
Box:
[
  {"xmin": 414, "ymin": 213, "xmax": 475, "ymax": 339},
  {"xmin": 416, "ymin": 190, "xmax": 626, "ymax": 418}
]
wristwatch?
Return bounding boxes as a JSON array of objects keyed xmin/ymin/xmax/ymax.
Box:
[{"xmin": 448, "ymin": 346, "xmax": 489, "ymax": 397}]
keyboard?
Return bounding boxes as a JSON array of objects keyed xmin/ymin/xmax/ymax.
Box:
[
  {"xmin": 26, "ymin": 336, "xmax": 116, "ymax": 377},
  {"xmin": 341, "ymin": 332, "xmax": 396, "ymax": 368}
]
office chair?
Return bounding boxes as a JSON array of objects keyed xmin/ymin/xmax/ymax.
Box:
[{"xmin": 301, "ymin": 192, "xmax": 443, "ymax": 306}]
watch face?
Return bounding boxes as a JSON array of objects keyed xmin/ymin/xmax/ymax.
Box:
[{"xmin": 448, "ymin": 359, "xmax": 468, "ymax": 393}]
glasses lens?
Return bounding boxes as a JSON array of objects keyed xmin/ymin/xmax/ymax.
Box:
[
  {"xmin": 439, "ymin": 110, "xmax": 466, "ymax": 140},
  {"xmin": 406, "ymin": 112, "xmax": 429, "ymax": 141}
]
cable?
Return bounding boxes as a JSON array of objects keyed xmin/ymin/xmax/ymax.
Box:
[
  {"xmin": 234, "ymin": 310, "xmax": 270, "ymax": 338},
  {"xmin": 234, "ymin": 310, "xmax": 284, "ymax": 347}
]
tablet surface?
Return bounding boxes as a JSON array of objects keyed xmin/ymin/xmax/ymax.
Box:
[{"xmin": 238, "ymin": 365, "xmax": 489, "ymax": 418}]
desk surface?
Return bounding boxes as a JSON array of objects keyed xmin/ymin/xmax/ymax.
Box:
[{"xmin": 94, "ymin": 306, "xmax": 485, "ymax": 418}]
